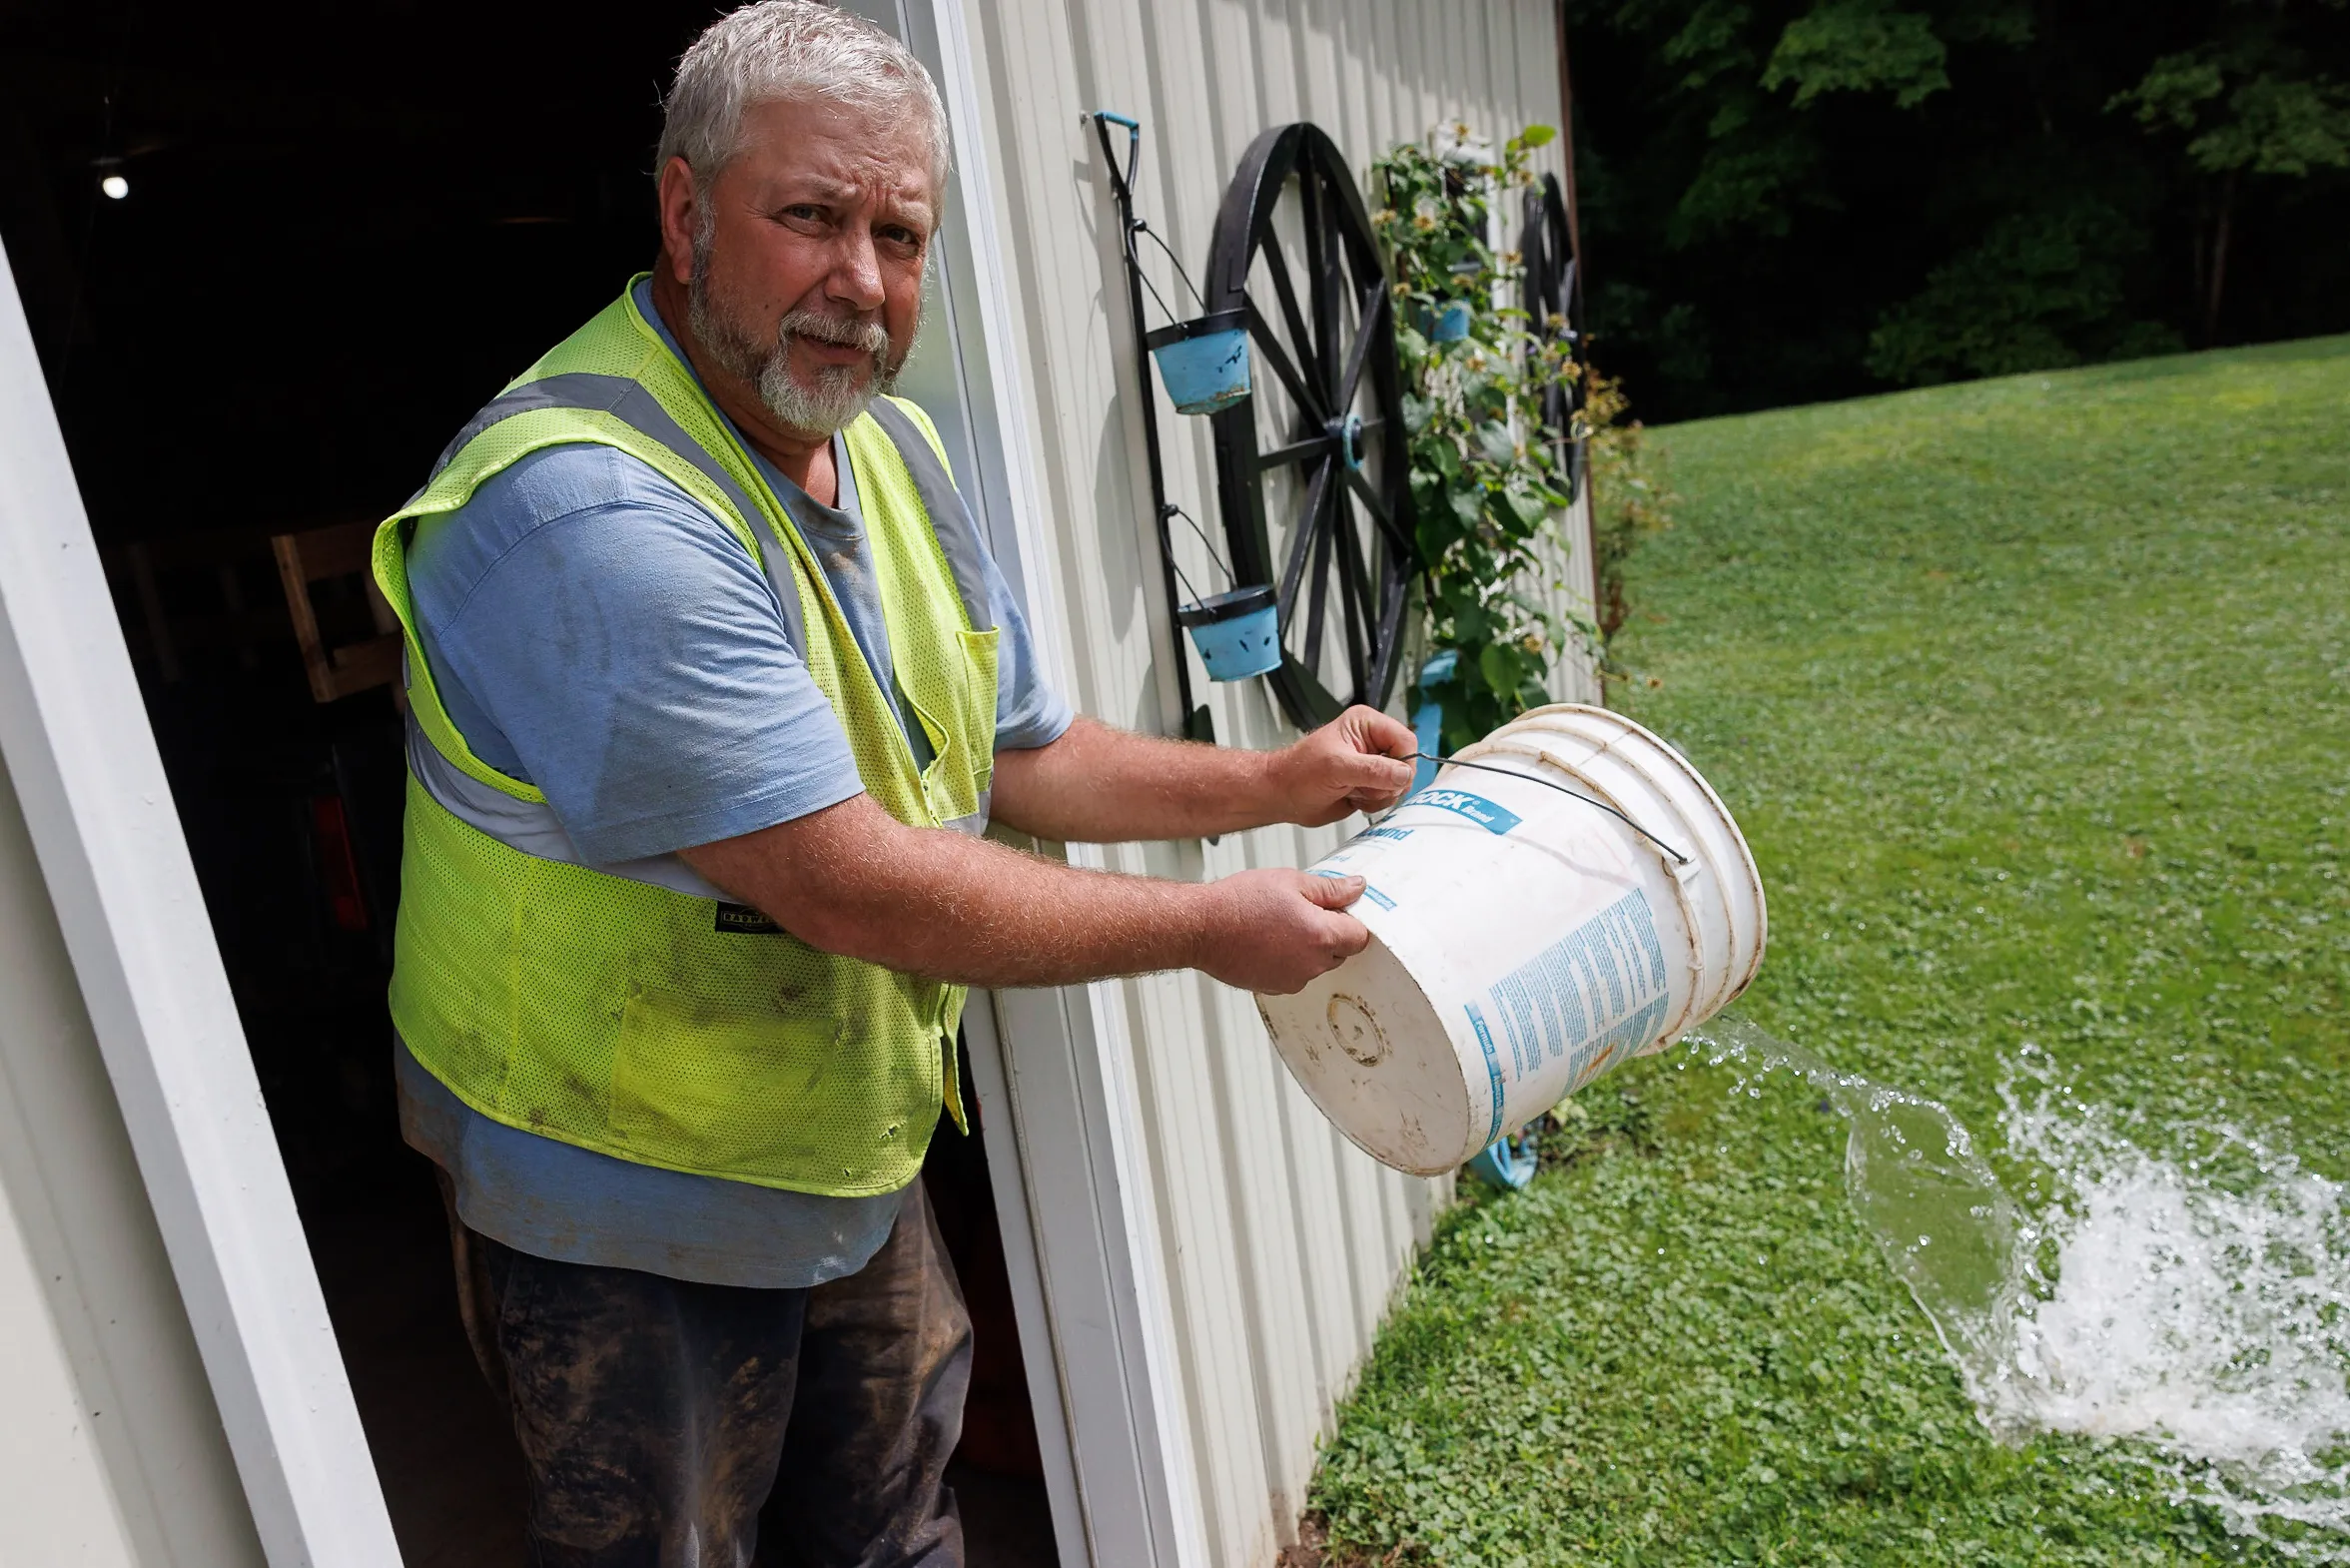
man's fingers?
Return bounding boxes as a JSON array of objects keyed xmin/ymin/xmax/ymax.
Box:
[
  {"xmin": 1338, "ymin": 750, "xmax": 1417, "ymax": 790},
  {"xmin": 1326, "ymin": 913, "xmax": 1372, "ymax": 960},
  {"xmin": 1340, "ymin": 704, "xmax": 1419, "ymax": 759},
  {"xmin": 1299, "ymin": 872, "xmax": 1365, "ymax": 909}
]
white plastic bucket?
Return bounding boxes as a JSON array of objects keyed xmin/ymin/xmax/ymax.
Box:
[{"xmin": 1254, "ymin": 704, "xmax": 1767, "ymax": 1176}]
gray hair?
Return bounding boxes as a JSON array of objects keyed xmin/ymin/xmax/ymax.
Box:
[{"xmin": 658, "ymin": 1, "xmax": 951, "ymax": 202}]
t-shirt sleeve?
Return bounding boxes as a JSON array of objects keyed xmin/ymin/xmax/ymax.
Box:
[
  {"xmin": 988, "ymin": 548, "xmax": 1076, "ymax": 752},
  {"xmin": 407, "ymin": 445, "xmax": 863, "ymax": 865}
]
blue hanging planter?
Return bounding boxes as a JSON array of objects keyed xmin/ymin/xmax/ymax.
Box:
[
  {"xmin": 1175, "ymin": 584, "xmax": 1281, "ymax": 681},
  {"xmin": 1144, "ymin": 310, "xmax": 1252, "ymax": 415},
  {"xmin": 1428, "ymin": 300, "xmax": 1473, "ymax": 343}
]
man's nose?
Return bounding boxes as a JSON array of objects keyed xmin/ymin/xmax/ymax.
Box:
[{"xmin": 826, "ymin": 228, "xmax": 887, "ymax": 314}]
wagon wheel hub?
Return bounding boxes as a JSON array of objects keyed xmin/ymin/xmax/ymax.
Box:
[{"xmin": 1330, "ymin": 411, "xmax": 1365, "ymax": 472}]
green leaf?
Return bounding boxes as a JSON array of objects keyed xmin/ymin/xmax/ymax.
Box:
[
  {"xmin": 1517, "ymin": 124, "xmax": 1558, "ymax": 148},
  {"xmin": 1477, "ymin": 639, "xmax": 1521, "ymax": 696},
  {"xmin": 1763, "ymin": 0, "xmax": 1950, "ymax": 110}
]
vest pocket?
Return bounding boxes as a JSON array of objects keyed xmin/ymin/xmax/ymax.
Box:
[
  {"xmin": 917, "ymin": 626, "xmax": 1000, "ymax": 826},
  {"xmin": 609, "ymin": 985, "xmax": 922, "ymax": 1188}
]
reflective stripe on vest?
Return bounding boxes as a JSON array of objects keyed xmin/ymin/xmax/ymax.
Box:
[{"xmin": 372, "ymin": 284, "xmax": 996, "ymax": 1196}]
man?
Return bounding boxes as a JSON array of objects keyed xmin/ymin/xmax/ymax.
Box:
[{"xmin": 373, "ymin": 4, "xmax": 1416, "ymax": 1563}]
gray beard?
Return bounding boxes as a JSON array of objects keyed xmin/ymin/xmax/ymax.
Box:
[{"xmin": 687, "ymin": 252, "xmax": 912, "ymax": 436}]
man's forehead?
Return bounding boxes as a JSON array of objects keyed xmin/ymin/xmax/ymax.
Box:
[{"xmin": 737, "ymin": 98, "xmax": 936, "ymax": 208}]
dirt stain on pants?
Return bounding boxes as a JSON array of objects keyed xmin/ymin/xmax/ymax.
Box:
[{"xmin": 443, "ymin": 1176, "xmax": 971, "ymax": 1568}]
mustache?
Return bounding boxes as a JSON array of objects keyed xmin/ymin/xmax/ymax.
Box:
[{"xmin": 778, "ymin": 309, "xmax": 891, "ymax": 360}]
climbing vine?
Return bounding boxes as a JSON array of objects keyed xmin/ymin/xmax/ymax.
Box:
[
  {"xmin": 1582, "ymin": 368, "xmax": 1675, "ymax": 658},
  {"xmin": 1374, "ymin": 124, "xmax": 1588, "ymax": 751}
]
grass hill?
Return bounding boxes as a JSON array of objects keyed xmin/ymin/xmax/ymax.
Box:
[{"xmin": 1305, "ymin": 337, "xmax": 2350, "ymax": 1565}]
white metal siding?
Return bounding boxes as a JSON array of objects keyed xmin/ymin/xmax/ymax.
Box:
[{"xmin": 955, "ymin": 5, "xmax": 1592, "ymax": 1562}]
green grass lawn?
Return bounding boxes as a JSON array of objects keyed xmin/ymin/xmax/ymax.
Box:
[{"xmin": 1307, "ymin": 338, "xmax": 2350, "ymax": 1565}]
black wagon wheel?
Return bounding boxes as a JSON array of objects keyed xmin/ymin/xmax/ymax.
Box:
[
  {"xmin": 1206, "ymin": 123, "xmax": 1417, "ymax": 732},
  {"xmin": 1520, "ymin": 171, "xmax": 1586, "ymax": 504}
]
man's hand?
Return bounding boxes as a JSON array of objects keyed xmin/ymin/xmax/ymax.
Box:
[
  {"xmin": 1264, "ymin": 706, "xmax": 1420, "ymax": 827},
  {"xmin": 992, "ymin": 705, "xmax": 1420, "ymax": 845},
  {"xmin": 1191, "ymin": 870, "xmax": 1372, "ymax": 994}
]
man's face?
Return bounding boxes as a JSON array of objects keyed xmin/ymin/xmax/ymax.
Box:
[{"xmin": 681, "ymin": 96, "xmax": 935, "ymax": 436}]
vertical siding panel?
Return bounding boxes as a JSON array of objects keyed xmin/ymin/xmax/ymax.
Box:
[
  {"xmin": 1361, "ymin": 0, "xmax": 1398, "ymax": 152},
  {"xmin": 1274, "ymin": 1057, "xmax": 1361, "ymax": 1424},
  {"xmin": 1423, "ymin": 1, "xmax": 1454, "ymax": 129},
  {"xmin": 1328, "ymin": 0, "xmax": 1374, "ymax": 169},
  {"xmin": 955, "ymin": 4, "xmax": 1595, "ymax": 1561},
  {"xmin": 1474, "ymin": 0, "xmax": 1503, "ymax": 129},
  {"xmin": 1296, "ymin": 0, "xmax": 1347, "ymax": 155},
  {"xmin": 1371, "ymin": 0, "xmax": 1406, "ymax": 145}
]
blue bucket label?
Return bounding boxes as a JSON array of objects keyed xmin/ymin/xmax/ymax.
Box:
[
  {"xmin": 1403, "ymin": 788, "xmax": 1522, "ymax": 835},
  {"xmin": 1477, "ymin": 888, "xmax": 1674, "ymax": 1095},
  {"xmin": 1464, "ymin": 1002, "xmax": 1507, "ymax": 1145},
  {"xmin": 1361, "ymin": 884, "xmax": 1396, "ymax": 911}
]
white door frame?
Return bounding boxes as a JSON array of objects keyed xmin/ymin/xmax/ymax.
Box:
[{"xmin": 0, "ymin": 245, "xmax": 401, "ymax": 1565}]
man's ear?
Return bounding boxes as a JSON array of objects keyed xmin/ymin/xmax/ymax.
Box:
[{"xmin": 656, "ymin": 156, "xmax": 701, "ymax": 287}]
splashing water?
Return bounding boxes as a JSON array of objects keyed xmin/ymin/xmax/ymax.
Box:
[{"xmin": 1682, "ymin": 1013, "xmax": 2350, "ymax": 1556}]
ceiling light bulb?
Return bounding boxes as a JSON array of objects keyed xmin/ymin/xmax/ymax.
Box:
[{"xmin": 101, "ymin": 174, "xmax": 129, "ymax": 200}]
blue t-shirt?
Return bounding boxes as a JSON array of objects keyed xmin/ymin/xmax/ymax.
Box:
[{"xmin": 396, "ymin": 281, "xmax": 1071, "ymax": 1288}]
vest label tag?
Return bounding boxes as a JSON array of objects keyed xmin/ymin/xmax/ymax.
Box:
[{"xmin": 714, "ymin": 902, "xmax": 782, "ymax": 935}]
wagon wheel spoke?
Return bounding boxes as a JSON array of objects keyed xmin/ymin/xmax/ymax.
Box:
[
  {"xmin": 1258, "ymin": 243, "xmax": 1322, "ymax": 409},
  {"xmin": 1301, "ymin": 501, "xmax": 1338, "ymax": 674},
  {"xmin": 1244, "ymin": 303, "xmax": 1329, "ymax": 423},
  {"xmin": 1329, "ymin": 490, "xmax": 1371, "ymax": 695},
  {"xmin": 1278, "ymin": 455, "xmax": 1336, "ymax": 617},
  {"xmin": 1299, "ymin": 169, "xmax": 1336, "ymax": 386},
  {"xmin": 1341, "ymin": 463, "xmax": 1409, "ymax": 556},
  {"xmin": 1257, "ymin": 433, "xmax": 1329, "ymax": 471},
  {"xmin": 1334, "ymin": 286, "xmax": 1384, "ymax": 418},
  {"xmin": 1367, "ymin": 564, "xmax": 1409, "ymax": 701}
]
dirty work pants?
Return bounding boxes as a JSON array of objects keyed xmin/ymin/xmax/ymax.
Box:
[{"xmin": 444, "ymin": 1178, "xmax": 971, "ymax": 1568}]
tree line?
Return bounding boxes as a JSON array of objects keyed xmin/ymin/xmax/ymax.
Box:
[{"xmin": 1565, "ymin": 0, "xmax": 2350, "ymax": 418}]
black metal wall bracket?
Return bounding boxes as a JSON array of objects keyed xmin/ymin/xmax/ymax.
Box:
[{"xmin": 1089, "ymin": 109, "xmax": 1214, "ymax": 745}]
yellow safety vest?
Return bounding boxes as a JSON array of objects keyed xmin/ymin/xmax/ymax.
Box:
[{"xmin": 372, "ymin": 281, "xmax": 997, "ymax": 1196}]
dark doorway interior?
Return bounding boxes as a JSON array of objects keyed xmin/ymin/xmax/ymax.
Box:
[{"xmin": 1, "ymin": 4, "xmax": 1056, "ymax": 1562}]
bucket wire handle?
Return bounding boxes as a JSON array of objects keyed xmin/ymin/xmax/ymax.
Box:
[
  {"xmin": 1164, "ymin": 501, "xmax": 1241, "ymax": 598},
  {"xmin": 1133, "ymin": 220, "xmax": 1207, "ymax": 313},
  {"xmin": 1404, "ymin": 751, "xmax": 1693, "ymax": 866}
]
